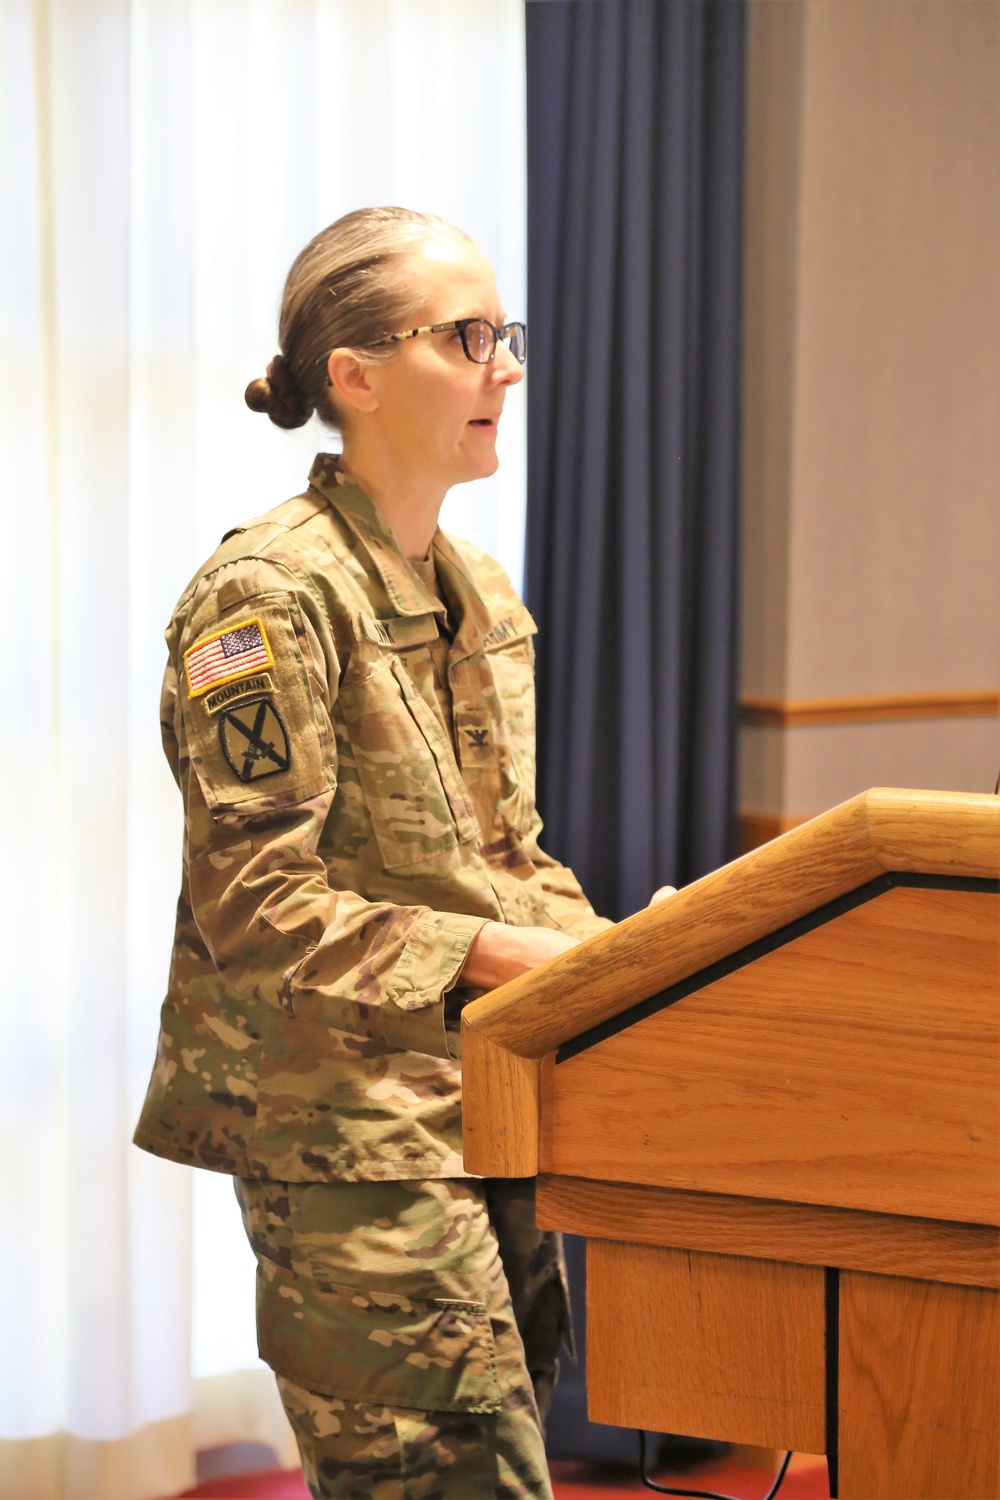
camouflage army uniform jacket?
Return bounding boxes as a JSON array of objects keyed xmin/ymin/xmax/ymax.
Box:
[{"xmin": 134, "ymin": 454, "xmax": 610, "ymax": 1184}]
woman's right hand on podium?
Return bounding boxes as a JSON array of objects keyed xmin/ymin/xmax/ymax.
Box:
[{"xmin": 459, "ymin": 922, "xmax": 580, "ymax": 989}]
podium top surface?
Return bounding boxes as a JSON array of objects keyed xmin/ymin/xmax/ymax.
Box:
[{"xmin": 462, "ymin": 787, "xmax": 1000, "ymax": 1061}]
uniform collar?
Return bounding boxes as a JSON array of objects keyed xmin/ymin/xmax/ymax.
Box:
[
  {"xmin": 307, "ymin": 454, "xmax": 520, "ymax": 662},
  {"xmin": 307, "ymin": 452, "xmax": 445, "ymax": 620}
]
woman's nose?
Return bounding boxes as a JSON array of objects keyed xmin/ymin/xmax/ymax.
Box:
[{"xmin": 492, "ymin": 341, "xmax": 525, "ymax": 385}]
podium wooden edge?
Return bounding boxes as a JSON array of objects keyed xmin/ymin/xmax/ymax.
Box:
[
  {"xmin": 460, "ymin": 788, "xmax": 1000, "ymax": 1178},
  {"xmin": 535, "ymin": 1175, "xmax": 1000, "ymax": 1290},
  {"xmin": 460, "ymin": 1027, "xmax": 540, "ymax": 1176}
]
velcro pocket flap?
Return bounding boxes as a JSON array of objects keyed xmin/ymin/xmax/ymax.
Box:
[
  {"xmin": 481, "ymin": 603, "xmax": 536, "ymax": 653},
  {"xmin": 257, "ymin": 1261, "xmax": 501, "ymax": 1413},
  {"xmin": 359, "ymin": 611, "xmax": 442, "ymax": 650}
]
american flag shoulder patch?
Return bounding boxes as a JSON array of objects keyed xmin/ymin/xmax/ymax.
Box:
[{"xmin": 184, "ymin": 616, "xmax": 275, "ymax": 699}]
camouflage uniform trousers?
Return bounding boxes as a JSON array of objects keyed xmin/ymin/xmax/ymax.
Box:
[{"xmin": 235, "ymin": 1175, "xmax": 571, "ymax": 1499}]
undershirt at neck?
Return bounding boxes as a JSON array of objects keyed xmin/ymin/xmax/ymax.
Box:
[{"xmin": 409, "ymin": 551, "xmax": 442, "ymax": 600}]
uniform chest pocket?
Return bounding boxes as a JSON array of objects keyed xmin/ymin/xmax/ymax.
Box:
[
  {"xmin": 478, "ymin": 637, "xmax": 538, "ymax": 839},
  {"xmin": 338, "ymin": 655, "xmax": 478, "ymax": 872},
  {"xmin": 483, "ymin": 638, "xmax": 536, "ymax": 782}
]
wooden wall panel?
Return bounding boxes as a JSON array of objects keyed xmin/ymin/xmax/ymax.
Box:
[
  {"xmin": 586, "ymin": 1242, "xmax": 826, "ymax": 1453},
  {"xmin": 839, "ymin": 1272, "xmax": 999, "ymax": 1499},
  {"xmin": 740, "ymin": 690, "xmax": 1000, "ymax": 728},
  {"xmin": 738, "ymin": 809, "xmax": 810, "ymax": 855},
  {"xmin": 550, "ymin": 887, "xmax": 1000, "ymax": 1224}
]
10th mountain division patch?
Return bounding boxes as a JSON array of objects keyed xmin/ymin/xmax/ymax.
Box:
[{"xmin": 218, "ymin": 698, "xmax": 291, "ymax": 782}]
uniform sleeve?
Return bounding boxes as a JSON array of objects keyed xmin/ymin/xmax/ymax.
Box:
[
  {"xmin": 519, "ymin": 813, "xmax": 615, "ymax": 939},
  {"xmin": 176, "ymin": 569, "xmax": 486, "ymax": 1061}
]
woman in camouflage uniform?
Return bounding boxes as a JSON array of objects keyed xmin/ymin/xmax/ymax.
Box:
[{"xmin": 134, "ymin": 208, "xmax": 614, "ymax": 1499}]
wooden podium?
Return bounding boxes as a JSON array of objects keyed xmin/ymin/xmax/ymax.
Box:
[{"xmin": 461, "ymin": 789, "xmax": 1000, "ymax": 1499}]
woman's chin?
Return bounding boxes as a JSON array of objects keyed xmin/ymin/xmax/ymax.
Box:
[{"xmin": 463, "ymin": 447, "xmax": 500, "ymax": 483}]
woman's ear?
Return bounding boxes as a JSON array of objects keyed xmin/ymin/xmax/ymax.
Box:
[{"xmin": 327, "ymin": 348, "xmax": 380, "ymax": 414}]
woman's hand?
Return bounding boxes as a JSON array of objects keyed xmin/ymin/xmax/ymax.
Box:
[
  {"xmin": 460, "ymin": 889, "xmax": 677, "ymax": 992},
  {"xmin": 459, "ymin": 921, "xmax": 580, "ymax": 990}
]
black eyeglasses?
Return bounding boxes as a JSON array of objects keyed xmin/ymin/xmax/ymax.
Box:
[{"xmin": 369, "ymin": 318, "xmax": 527, "ymax": 365}]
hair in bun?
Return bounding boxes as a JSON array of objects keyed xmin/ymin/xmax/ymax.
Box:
[
  {"xmin": 244, "ymin": 207, "xmax": 471, "ymax": 432},
  {"xmin": 245, "ymin": 355, "xmax": 312, "ymax": 430}
]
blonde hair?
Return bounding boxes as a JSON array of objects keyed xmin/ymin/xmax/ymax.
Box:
[{"xmin": 245, "ymin": 206, "xmax": 471, "ymax": 430}]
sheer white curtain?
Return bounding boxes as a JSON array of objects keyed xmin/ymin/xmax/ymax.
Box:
[{"xmin": 0, "ymin": 3, "xmax": 526, "ymax": 1497}]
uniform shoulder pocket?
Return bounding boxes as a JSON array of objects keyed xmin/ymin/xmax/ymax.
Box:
[
  {"xmin": 257, "ymin": 1260, "xmax": 501, "ymax": 1413},
  {"xmin": 180, "ymin": 592, "xmax": 335, "ymax": 817}
]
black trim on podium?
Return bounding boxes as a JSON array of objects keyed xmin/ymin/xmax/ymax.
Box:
[
  {"xmin": 555, "ymin": 873, "xmax": 1000, "ymax": 1064},
  {"xmin": 825, "ymin": 1266, "xmax": 840, "ymax": 1499}
]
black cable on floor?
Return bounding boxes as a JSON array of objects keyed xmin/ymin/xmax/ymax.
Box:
[{"xmin": 637, "ymin": 1432, "xmax": 793, "ymax": 1500}]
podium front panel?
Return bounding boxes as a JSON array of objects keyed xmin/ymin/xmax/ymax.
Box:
[
  {"xmin": 586, "ymin": 1241, "xmax": 827, "ymax": 1452},
  {"xmin": 838, "ymin": 1271, "xmax": 999, "ymax": 1499},
  {"xmin": 548, "ymin": 885, "xmax": 999, "ymax": 1225}
]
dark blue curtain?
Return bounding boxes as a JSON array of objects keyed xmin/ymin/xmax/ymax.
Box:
[
  {"xmin": 526, "ymin": 0, "xmax": 745, "ymax": 924},
  {"xmin": 524, "ymin": 0, "xmax": 746, "ymax": 1463}
]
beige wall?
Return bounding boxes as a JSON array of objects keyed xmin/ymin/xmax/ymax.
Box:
[{"xmin": 740, "ymin": 0, "xmax": 1000, "ymax": 819}]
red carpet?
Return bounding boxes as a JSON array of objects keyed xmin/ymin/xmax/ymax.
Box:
[
  {"xmin": 176, "ymin": 1447, "xmax": 830, "ymax": 1499},
  {"xmin": 178, "ymin": 1473, "xmax": 307, "ymax": 1500}
]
